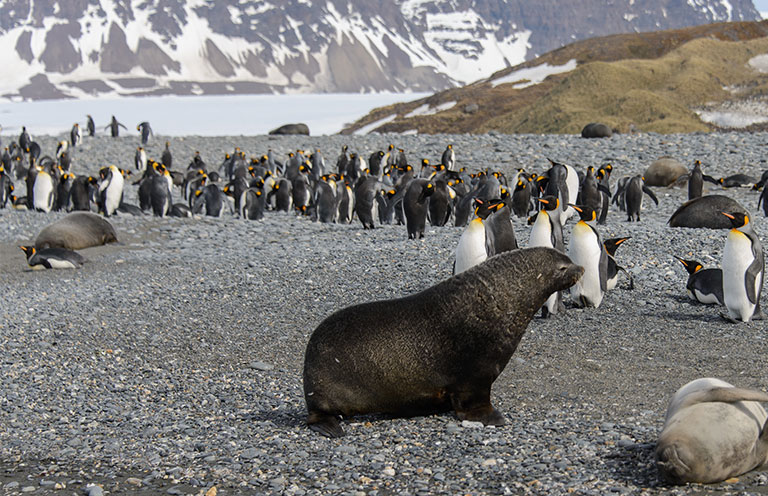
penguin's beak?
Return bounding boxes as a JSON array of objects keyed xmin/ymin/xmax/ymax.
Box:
[
  {"xmin": 538, "ymin": 198, "xmax": 549, "ymax": 205},
  {"xmin": 570, "ymin": 204, "xmax": 582, "ymax": 213},
  {"xmin": 721, "ymin": 212, "xmax": 735, "ymax": 220}
]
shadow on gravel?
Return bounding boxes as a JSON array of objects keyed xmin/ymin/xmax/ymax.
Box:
[
  {"xmin": 240, "ymin": 408, "xmax": 304, "ymax": 428},
  {"xmin": 602, "ymin": 441, "xmax": 661, "ymax": 488}
]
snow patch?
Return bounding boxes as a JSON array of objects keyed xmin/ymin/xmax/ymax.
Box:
[
  {"xmin": 490, "ymin": 59, "xmax": 577, "ymax": 88},
  {"xmin": 354, "ymin": 114, "xmax": 398, "ymax": 135},
  {"xmin": 748, "ymin": 54, "xmax": 768, "ymax": 73},
  {"xmin": 697, "ymin": 110, "xmax": 768, "ymax": 128},
  {"xmin": 405, "ymin": 101, "xmax": 456, "ymax": 118}
]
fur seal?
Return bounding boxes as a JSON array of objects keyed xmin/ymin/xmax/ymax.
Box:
[
  {"xmin": 656, "ymin": 377, "xmax": 768, "ymax": 484},
  {"xmin": 580, "ymin": 122, "xmax": 612, "ymax": 138},
  {"xmin": 644, "ymin": 157, "xmax": 687, "ymax": 187},
  {"xmin": 668, "ymin": 195, "xmax": 747, "ymax": 229},
  {"xmin": 303, "ymin": 247, "xmax": 584, "ymax": 437},
  {"xmin": 35, "ymin": 212, "xmax": 118, "ymax": 250}
]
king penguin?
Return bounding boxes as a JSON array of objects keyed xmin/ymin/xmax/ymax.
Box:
[
  {"xmin": 603, "ymin": 237, "xmax": 632, "ymax": 291},
  {"xmin": 98, "ymin": 165, "xmax": 124, "ymax": 217},
  {"xmin": 441, "ymin": 144, "xmax": 456, "ymax": 171},
  {"xmin": 32, "ymin": 167, "xmax": 55, "ymax": 213},
  {"xmin": 70, "ymin": 123, "xmax": 82, "ymax": 148},
  {"xmin": 674, "ymin": 256, "xmax": 724, "ymax": 305},
  {"xmin": 137, "ymin": 121, "xmax": 153, "ymax": 144},
  {"xmin": 568, "ymin": 205, "xmax": 608, "ymax": 308},
  {"xmin": 721, "ymin": 211, "xmax": 764, "ymax": 322},
  {"xmin": 528, "ymin": 195, "xmax": 565, "ymax": 317},
  {"xmin": 20, "ymin": 245, "xmax": 85, "ymax": 270},
  {"xmin": 453, "ymin": 200, "xmax": 497, "ymax": 275}
]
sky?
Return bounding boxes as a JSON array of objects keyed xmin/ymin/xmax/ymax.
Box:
[{"xmin": 755, "ymin": 0, "xmax": 768, "ymax": 16}]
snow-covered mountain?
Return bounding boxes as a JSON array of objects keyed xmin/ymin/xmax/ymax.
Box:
[{"xmin": 0, "ymin": 0, "xmax": 760, "ymax": 100}]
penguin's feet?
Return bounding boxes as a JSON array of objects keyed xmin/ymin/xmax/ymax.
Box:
[
  {"xmin": 307, "ymin": 412, "xmax": 345, "ymax": 438},
  {"xmin": 719, "ymin": 312, "xmax": 740, "ymax": 324}
]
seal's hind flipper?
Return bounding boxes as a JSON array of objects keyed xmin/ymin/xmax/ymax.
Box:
[{"xmin": 307, "ymin": 412, "xmax": 345, "ymax": 438}]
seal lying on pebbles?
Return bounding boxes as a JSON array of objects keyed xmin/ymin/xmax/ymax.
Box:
[
  {"xmin": 667, "ymin": 195, "xmax": 747, "ymax": 229},
  {"xmin": 303, "ymin": 247, "xmax": 584, "ymax": 437},
  {"xmin": 35, "ymin": 212, "xmax": 118, "ymax": 250},
  {"xmin": 656, "ymin": 378, "xmax": 768, "ymax": 484}
]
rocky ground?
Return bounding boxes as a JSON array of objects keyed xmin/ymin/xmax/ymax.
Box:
[{"xmin": 1, "ymin": 131, "xmax": 768, "ymax": 495}]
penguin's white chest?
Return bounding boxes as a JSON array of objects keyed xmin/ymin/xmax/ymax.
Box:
[
  {"xmin": 569, "ymin": 222, "xmax": 603, "ymax": 307},
  {"xmin": 454, "ymin": 219, "xmax": 487, "ymax": 274},
  {"xmin": 33, "ymin": 173, "xmax": 54, "ymax": 212},
  {"xmin": 723, "ymin": 230, "xmax": 757, "ymax": 321},
  {"xmin": 528, "ymin": 213, "xmax": 553, "ymax": 248},
  {"xmin": 103, "ymin": 172, "xmax": 124, "ymax": 215}
]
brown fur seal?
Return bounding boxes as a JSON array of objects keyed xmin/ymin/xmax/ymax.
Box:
[
  {"xmin": 656, "ymin": 378, "xmax": 768, "ymax": 484},
  {"xmin": 644, "ymin": 157, "xmax": 687, "ymax": 187},
  {"xmin": 35, "ymin": 212, "xmax": 118, "ymax": 250},
  {"xmin": 668, "ymin": 195, "xmax": 747, "ymax": 229},
  {"xmin": 303, "ymin": 247, "xmax": 584, "ymax": 437},
  {"xmin": 580, "ymin": 123, "xmax": 612, "ymax": 138}
]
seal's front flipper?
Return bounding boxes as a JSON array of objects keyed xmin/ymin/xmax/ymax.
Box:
[
  {"xmin": 307, "ymin": 411, "xmax": 345, "ymax": 438},
  {"xmin": 451, "ymin": 389, "xmax": 506, "ymax": 426}
]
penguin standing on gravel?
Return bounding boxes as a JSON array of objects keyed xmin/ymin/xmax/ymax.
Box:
[
  {"xmin": 441, "ymin": 144, "xmax": 456, "ymax": 171},
  {"xmin": 603, "ymin": 237, "xmax": 632, "ymax": 291},
  {"xmin": 70, "ymin": 123, "xmax": 82, "ymax": 148},
  {"xmin": 314, "ymin": 178, "xmax": 337, "ymax": 223},
  {"xmin": 674, "ymin": 257, "xmax": 723, "ymax": 305},
  {"xmin": 105, "ymin": 116, "xmax": 127, "ymax": 137},
  {"xmin": 403, "ymin": 179, "xmax": 434, "ymax": 239},
  {"xmin": 528, "ymin": 195, "xmax": 565, "ymax": 317},
  {"xmin": 511, "ymin": 177, "xmax": 532, "ymax": 218},
  {"xmin": 135, "ymin": 147, "xmax": 147, "ymax": 173},
  {"xmin": 86, "ymin": 115, "xmax": 95, "ymax": 137},
  {"xmin": 453, "ymin": 200, "xmax": 495, "ymax": 275},
  {"xmin": 137, "ymin": 122, "xmax": 153, "ymax": 144},
  {"xmin": 620, "ymin": 175, "xmax": 658, "ymax": 221},
  {"xmin": 568, "ymin": 205, "xmax": 608, "ymax": 308},
  {"xmin": 161, "ymin": 141, "xmax": 173, "ymax": 169},
  {"xmin": 98, "ymin": 165, "xmax": 124, "ymax": 217},
  {"xmin": 721, "ymin": 212, "xmax": 764, "ymax": 322},
  {"xmin": 32, "ymin": 166, "xmax": 55, "ymax": 213},
  {"xmin": 21, "ymin": 245, "xmax": 85, "ymax": 270},
  {"xmin": 354, "ymin": 176, "xmax": 380, "ymax": 229},
  {"xmin": 193, "ymin": 184, "xmax": 226, "ymax": 217},
  {"xmin": 687, "ymin": 160, "xmax": 718, "ymax": 200}
]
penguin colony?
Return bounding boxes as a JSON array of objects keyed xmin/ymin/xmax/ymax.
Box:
[{"xmin": 3, "ymin": 119, "xmax": 768, "ymax": 485}]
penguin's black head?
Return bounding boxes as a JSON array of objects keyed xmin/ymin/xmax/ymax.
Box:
[
  {"xmin": 674, "ymin": 256, "xmax": 702, "ymax": 275},
  {"xmin": 500, "ymin": 186, "xmax": 509, "ymax": 199},
  {"xmin": 603, "ymin": 237, "xmax": 630, "ymax": 256},
  {"xmin": 722, "ymin": 211, "xmax": 749, "ymax": 228},
  {"xmin": 421, "ymin": 159, "xmax": 429, "ymax": 167},
  {"xmin": 19, "ymin": 245, "xmax": 35, "ymax": 259},
  {"xmin": 572, "ymin": 205, "xmax": 596, "ymax": 222},
  {"xmin": 538, "ymin": 195, "xmax": 558, "ymax": 211}
]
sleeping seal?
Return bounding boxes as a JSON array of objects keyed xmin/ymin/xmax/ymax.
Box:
[
  {"xmin": 668, "ymin": 195, "xmax": 747, "ymax": 229},
  {"xmin": 656, "ymin": 377, "xmax": 768, "ymax": 484},
  {"xmin": 303, "ymin": 247, "xmax": 584, "ymax": 437},
  {"xmin": 35, "ymin": 212, "xmax": 118, "ymax": 250}
]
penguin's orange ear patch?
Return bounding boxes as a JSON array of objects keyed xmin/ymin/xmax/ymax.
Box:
[{"xmin": 694, "ymin": 264, "xmax": 702, "ymax": 272}]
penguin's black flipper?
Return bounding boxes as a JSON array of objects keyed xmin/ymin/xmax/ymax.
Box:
[
  {"xmin": 745, "ymin": 251, "xmax": 764, "ymax": 305},
  {"xmin": 703, "ymin": 175, "xmax": 719, "ymax": 185},
  {"xmin": 598, "ymin": 245, "xmax": 608, "ymax": 293},
  {"xmin": 597, "ymin": 184, "xmax": 611, "ymax": 196},
  {"xmin": 642, "ymin": 185, "xmax": 659, "ymax": 205}
]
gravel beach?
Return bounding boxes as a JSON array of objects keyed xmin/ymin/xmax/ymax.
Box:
[{"xmin": 2, "ymin": 131, "xmax": 768, "ymax": 495}]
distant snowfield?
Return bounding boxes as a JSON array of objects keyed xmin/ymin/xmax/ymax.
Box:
[{"xmin": 0, "ymin": 93, "xmax": 429, "ymax": 137}]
